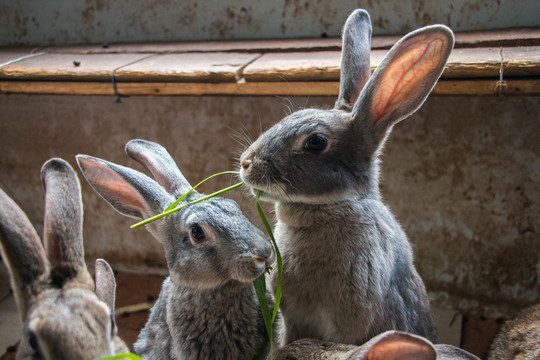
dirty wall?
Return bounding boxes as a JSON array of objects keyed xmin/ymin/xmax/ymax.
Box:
[
  {"xmin": 1, "ymin": 0, "xmax": 539, "ymax": 46},
  {"xmin": 0, "ymin": 94, "xmax": 539, "ymax": 319}
]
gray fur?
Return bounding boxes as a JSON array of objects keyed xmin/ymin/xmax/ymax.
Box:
[
  {"xmin": 435, "ymin": 345, "xmax": 480, "ymax": 360},
  {"xmin": 77, "ymin": 139, "xmax": 278, "ymax": 360},
  {"xmin": 487, "ymin": 303, "xmax": 540, "ymax": 360},
  {"xmin": 240, "ymin": 9, "xmax": 454, "ymax": 345},
  {"xmin": 272, "ymin": 331, "xmax": 479, "ymax": 360},
  {"xmin": 273, "ymin": 330, "xmax": 436, "ymax": 360},
  {"xmin": 0, "ymin": 158, "xmax": 127, "ymax": 360}
]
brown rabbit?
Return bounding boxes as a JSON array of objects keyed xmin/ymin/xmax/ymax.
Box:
[
  {"xmin": 487, "ymin": 303, "xmax": 540, "ymax": 360},
  {"xmin": 0, "ymin": 158, "xmax": 128, "ymax": 360}
]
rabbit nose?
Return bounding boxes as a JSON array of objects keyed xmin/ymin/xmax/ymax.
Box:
[
  {"xmin": 252, "ymin": 253, "xmax": 273, "ymax": 268},
  {"xmin": 241, "ymin": 159, "xmax": 251, "ymax": 170}
]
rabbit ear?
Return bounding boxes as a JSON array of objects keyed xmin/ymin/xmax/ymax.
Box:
[
  {"xmin": 41, "ymin": 158, "xmax": 93, "ymax": 289},
  {"xmin": 76, "ymin": 154, "xmax": 171, "ymax": 222},
  {"xmin": 353, "ymin": 331, "xmax": 436, "ymax": 360},
  {"xmin": 125, "ymin": 139, "xmax": 194, "ymax": 198},
  {"xmin": 0, "ymin": 187, "xmax": 49, "ymax": 320},
  {"xmin": 95, "ymin": 259, "xmax": 119, "ymax": 335},
  {"xmin": 352, "ymin": 25, "xmax": 454, "ymax": 147},
  {"xmin": 334, "ymin": 9, "xmax": 372, "ymax": 111},
  {"xmin": 94, "ymin": 259, "xmax": 116, "ymax": 313}
]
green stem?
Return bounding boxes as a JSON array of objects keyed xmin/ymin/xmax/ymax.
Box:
[
  {"xmin": 254, "ymin": 190, "xmax": 283, "ymax": 357},
  {"xmin": 94, "ymin": 354, "xmax": 143, "ymax": 360},
  {"xmin": 164, "ymin": 171, "xmax": 240, "ymax": 211},
  {"xmin": 131, "ymin": 181, "xmax": 244, "ymax": 229}
]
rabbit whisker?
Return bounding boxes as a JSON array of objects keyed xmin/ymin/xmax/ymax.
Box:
[
  {"xmin": 276, "ymin": 95, "xmax": 295, "ymax": 116},
  {"xmin": 302, "ymin": 96, "xmax": 311, "ymax": 110}
]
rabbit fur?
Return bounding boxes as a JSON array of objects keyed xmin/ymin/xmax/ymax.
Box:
[
  {"xmin": 487, "ymin": 303, "xmax": 540, "ymax": 360},
  {"xmin": 273, "ymin": 330, "xmax": 480, "ymax": 360},
  {"xmin": 77, "ymin": 139, "xmax": 278, "ymax": 360},
  {"xmin": 0, "ymin": 158, "xmax": 128, "ymax": 360},
  {"xmin": 240, "ymin": 9, "xmax": 454, "ymax": 345}
]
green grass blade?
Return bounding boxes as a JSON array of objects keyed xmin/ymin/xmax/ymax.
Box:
[
  {"xmin": 94, "ymin": 354, "xmax": 143, "ymax": 360},
  {"xmin": 253, "ymin": 274, "xmax": 273, "ymax": 341},
  {"xmin": 255, "ymin": 190, "xmax": 283, "ymax": 324},
  {"xmin": 164, "ymin": 171, "xmax": 240, "ymax": 212},
  {"xmin": 131, "ymin": 182, "xmax": 244, "ymax": 229}
]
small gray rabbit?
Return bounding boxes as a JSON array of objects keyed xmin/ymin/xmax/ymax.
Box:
[
  {"xmin": 487, "ymin": 303, "xmax": 540, "ymax": 360},
  {"xmin": 240, "ymin": 9, "xmax": 454, "ymax": 345},
  {"xmin": 0, "ymin": 158, "xmax": 128, "ymax": 360},
  {"xmin": 273, "ymin": 331, "xmax": 479, "ymax": 360},
  {"xmin": 77, "ymin": 139, "xmax": 278, "ymax": 360}
]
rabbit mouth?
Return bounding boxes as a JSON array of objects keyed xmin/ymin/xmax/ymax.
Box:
[
  {"xmin": 233, "ymin": 258, "xmax": 268, "ymax": 283},
  {"xmin": 241, "ymin": 168, "xmax": 291, "ymax": 201}
]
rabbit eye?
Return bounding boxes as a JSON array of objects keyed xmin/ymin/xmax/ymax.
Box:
[
  {"xmin": 190, "ymin": 223, "xmax": 206, "ymax": 243},
  {"xmin": 27, "ymin": 330, "xmax": 43, "ymax": 359},
  {"xmin": 305, "ymin": 134, "xmax": 328, "ymax": 152}
]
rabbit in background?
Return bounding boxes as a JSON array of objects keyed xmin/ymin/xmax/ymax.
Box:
[
  {"xmin": 240, "ymin": 9, "xmax": 454, "ymax": 345},
  {"xmin": 487, "ymin": 303, "xmax": 540, "ymax": 360},
  {"xmin": 272, "ymin": 330, "xmax": 480, "ymax": 360},
  {"xmin": 0, "ymin": 158, "xmax": 128, "ymax": 360},
  {"xmin": 77, "ymin": 139, "xmax": 278, "ymax": 360}
]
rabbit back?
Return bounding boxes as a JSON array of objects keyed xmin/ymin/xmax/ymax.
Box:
[{"xmin": 487, "ymin": 303, "xmax": 540, "ymax": 360}]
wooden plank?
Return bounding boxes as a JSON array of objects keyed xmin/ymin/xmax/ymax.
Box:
[
  {"xmin": 0, "ymin": 81, "xmax": 339, "ymax": 96},
  {"xmin": 40, "ymin": 27, "xmax": 540, "ymax": 55},
  {"xmin": 433, "ymin": 79, "xmax": 540, "ymax": 96},
  {"xmin": 454, "ymin": 27, "xmax": 540, "ymax": 48},
  {"xmin": 0, "ymin": 50, "xmax": 45, "ymax": 67},
  {"xmin": 1, "ymin": 46, "xmax": 538, "ymax": 83},
  {"xmin": 243, "ymin": 51, "xmax": 341, "ymax": 82},
  {"xmin": 446, "ymin": 46, "xmax": 540, "ymax": 78},
  {"xmin": 0, "ymin": 53, "xmax": 152, "ymax": 81},
  {"xmin": 2, "ymin": 79, "xmax": 538, "ymax": 97},
  {"xmin": 46, "ymin": 38, "xmax": 343, "ymax": 54},
  {"xmin": 0, "ymin": 52, "xmax": 261, "ymax": 82},
  {"xmin": 243, "ymin": 47, "xmax": 540, "ymax": 81},
  {"xmin": 117, "ymin": 53, "xmax": 260, "ymax": 82}
]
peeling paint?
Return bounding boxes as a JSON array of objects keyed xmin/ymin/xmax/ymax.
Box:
[{"xmin": 0, "ymin": 0, "xmax": 539, "ymax": 45}]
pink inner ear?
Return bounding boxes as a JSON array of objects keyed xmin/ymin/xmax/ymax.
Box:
[
  {"xmin": 367, "ymin": 339, "xmax": 433, "ymax": 360},
  {"xmin": 85, "ymin": 162, "xmax": 147, "ymax": 213},
  {"xmin": 372, "ymin": 33, "xmax": 448, "ymax": 124}
]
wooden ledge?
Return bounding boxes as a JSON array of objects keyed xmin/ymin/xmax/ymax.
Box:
[{"xmin": 1, "ymin": 27, "xmax": 539, "ymax": 96}]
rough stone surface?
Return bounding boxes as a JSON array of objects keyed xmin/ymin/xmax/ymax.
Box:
[{"xmin": 0, "ymin": 94, "xmax": 539, "ymax": 320}]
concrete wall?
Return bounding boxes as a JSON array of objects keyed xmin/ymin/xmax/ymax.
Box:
[
  {"xmin": 2, "ymin": 0, "xmax": 539, "ymax": 45},
  {"xmin": 1, "ymin": 93, "xmax": 539, "ymax": 318}
]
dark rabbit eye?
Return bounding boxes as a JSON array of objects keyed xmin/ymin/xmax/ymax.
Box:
[
  {"xmin": 190, "ymin": 223, "xmax": 206, "ymax": 243},
  {"xmin": 305, "ymin": 134, "xmax": 328, "ymax": 152},
  {"xmin": 27, "ymin": 330, "xmax": 43, "ymax": 359}
]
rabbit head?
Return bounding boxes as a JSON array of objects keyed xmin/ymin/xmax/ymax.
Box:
[
  {"xmin": 77, "ymin": 139, "xmax": 275, "ymax": 289},
  {"xmin": 240, "ymin": 9, "xmax": 454, "ymax": 204},
  {"xmin": 0, "ymin": 159, "xmax": 125, "ymax": 360}
]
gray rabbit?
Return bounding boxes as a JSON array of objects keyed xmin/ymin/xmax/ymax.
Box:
[
  {"xmin": 487, "ymin": 303, "xmax": 540, "ymax": 360},
  {"xmin": 272, "ymin": 330, "xmax": 480, "ymax": 360},
  {"xmin": 77, "ymin": 139, "xmax": 278, "ymax": 360},
  {"xmin": 0, "ymin": 158, "xmax": 128, "ymax": 360},
  {"xmin": 240, "ymin": 9, "xmax": 454, "ymax": 345}
]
